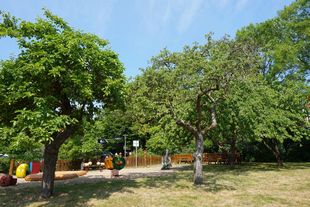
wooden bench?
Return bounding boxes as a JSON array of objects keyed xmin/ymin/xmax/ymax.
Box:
[
  {"xmin": 203, "ymin": 153, "xmax": 240, "ymax": 164},
  {"xmin": 203, "ymin": 153, "xmax": 227, "ymax": 164},
  {"xmin": 172, "ymin": 154, "xmax": 193, "ymax": 164}
]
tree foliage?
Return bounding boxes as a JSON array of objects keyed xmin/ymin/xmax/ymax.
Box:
[
  {"xmin": 130, "ymin": 34, "xmax": 260, "ymax": 184},
  {"xmin": 0, "ymin": 10, "xmax": 125, "ymax": 197},
  {"xmin": 235, "ymin": 0, "xmax": 310, "ymax": 165}
]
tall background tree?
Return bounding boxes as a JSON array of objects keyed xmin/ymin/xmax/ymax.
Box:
[
  {"xmin": 0, "ymin": 10, "xmax": 125, "ymax": 197},
  {"xmin": 236, "ymin": 0, "xmax": 310, "ymax": 165}
]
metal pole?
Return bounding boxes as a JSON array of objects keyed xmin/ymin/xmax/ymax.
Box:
[
  {"xmin": 135, "ymin": 146, "xmax": 138, "ymax": 168},
  {"xmin": 124, "ymin": 135, "xmax": 127, "ymax": 158}
]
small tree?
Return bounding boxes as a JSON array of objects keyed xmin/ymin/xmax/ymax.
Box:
[{"xmin": 0, "ymin": 10, "xmax": 124, "ymax": 197}]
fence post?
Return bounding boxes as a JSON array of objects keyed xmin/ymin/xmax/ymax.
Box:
[{"xmin": 144, "ymin": 150, "xmax": 147, "ymax": 167}]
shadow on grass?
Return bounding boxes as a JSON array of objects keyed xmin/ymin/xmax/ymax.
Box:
[
  {"xmin": 173, "ymin": 162, "xmax": 310, "ymax": 175},
  {"xmin": 197, "ymin": 162, "xmax": 310, "ymax": 175},
  {"xmin": 0, "ymin": 171, "xmax": 233, "ymax": 206},
  {"xmin": 0, "ymin": 162, "xmax": 309, "ymax": 207},
  {"xmin": 0, "ymin": 178, "xmax": 139, "ymax": 207}
]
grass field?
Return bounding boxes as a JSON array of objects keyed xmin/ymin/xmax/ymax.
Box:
[{"xmin": 1, "ymin": 163, "xmax": 309, "ymax": 207}]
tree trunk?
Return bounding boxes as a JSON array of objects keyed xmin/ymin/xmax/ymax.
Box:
[
  {"xmin": 273, "ymin": 143, "xmax": 283, "ymax": 167},
  {"xmin": 193, "ymin": 133, "xmax": 204, "ymax": 185},
  {"xmin": 41, "ymin": 127, "xmax": 74, "ymax": 198},
  {"xmin": 262, "ymin": 138, "xmax": 283, "ymax": 167},
  {"xmin": 230, "ymin": 132, "xmax": 237, "ymax": 165},
  {"xmin": 161, "ymin": 149, "xmax": 171, "ymax": 170},
  {"xmin": 41, "ymin": 143, "xmax": 59, "ymax": 198}
]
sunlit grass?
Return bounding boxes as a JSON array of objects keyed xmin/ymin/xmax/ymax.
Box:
[{"xmin": 1, "ymin": 163, "xmax": 309, "ymax": 207}]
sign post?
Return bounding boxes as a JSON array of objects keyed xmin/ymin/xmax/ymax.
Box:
[
  {"xmin": 124, "ymin": 134, "xmax": 127, "ymax": 158},
  {"xmin": 133, "ymin": 140, "xmax": 139, "ymax": 168}
]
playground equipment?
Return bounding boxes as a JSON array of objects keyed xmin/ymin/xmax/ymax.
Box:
[
  {"xmin": 16, "ymin": 163, "xmax": 29, "ymax": 178},
  {"xmin": 112, "ymin": 156, "xmax": 126, "ymax": 170},
  {"xmin": 29, "ymin": 161, "xmax": 40, "ymax": 174},
  {"xmin": 104, "ymin": 155, "xmax": 126, "ymax": 177},
  {"xmin": 104, "ymin": 156, "xmax": 114, "ymax": 170}
]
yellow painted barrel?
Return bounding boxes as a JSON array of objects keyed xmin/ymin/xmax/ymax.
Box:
[{"xmin": 16, "ymin": 163, "xmax": 29, "ymax": 178}]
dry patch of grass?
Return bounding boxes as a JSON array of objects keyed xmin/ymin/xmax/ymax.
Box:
[{"xmin": 1, "ymin": 163, "xmax": 309, "ymax": 207}]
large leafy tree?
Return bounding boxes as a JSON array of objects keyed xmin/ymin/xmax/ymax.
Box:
[
  {"xmin": 245, "ymin": 80, "xmax": 309, "ymax": 166},
  {"xmin": 236, "ymin": 0, "xmax": 310, "ymax": 165},
  {"xmin": 212, "ymin": 76, "xmax": 309, "ymax": 166},
  {"xmin": 130, "ymin": 35, "xmax": 259, "ymax": 184},
  {"xmin": 0, "ymin": 10, "xmax": 124, "ymax": 197}
]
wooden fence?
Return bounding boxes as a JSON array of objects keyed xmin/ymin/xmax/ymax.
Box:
[
  {"xmin": 171, "ymin": 154, "xmax": 193, "ymax": 164},
  {"xmin": 55, "ymin": 155, "xmax": 162, "ymax": 171},
  {"xmin": 54, "ymin": 152, "xmax": 240, "ymax": 171},
  {"xmin": 171, "ymin": 153, "xmax": 241, "ymax": 165},
  {"xmin": 125, "ymin": 155, "xmax": 162, "ymax": 167},
  {"xmin": 55, "ymin": 160, "xmax": 82, "ymax": 171}
]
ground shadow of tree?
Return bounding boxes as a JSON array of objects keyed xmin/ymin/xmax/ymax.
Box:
[
  {"xmin": 1, "ymin": 162, "xmax": 309, "ymax": 206},
  {"xmin": 1, "ymin": 178, "xmax": 138, "ymax": 207},
  {"xmin": 0, "ymin": 170, "xmax": 233, "ymax": 206},
  {"xmin": 159, "ymin": 162, "xmax": 310, "ymax": 176}
]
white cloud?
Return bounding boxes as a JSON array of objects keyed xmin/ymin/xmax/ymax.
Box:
[
  {"xmin": 137, "ymin": 0, "xmax": 205, "ymax": 35},
  {"xmin": 52, "ymin": 0, "xmax": 115, "ymax": 36},
  {"xmin": 235, "ymin": 0, "xmax": 249, "ymax": 11},
  {"xmin": 216, "ymin": 0, "xmax": 229, "ymax": 9},
  {"xmin": 212, "ymin": 0, "xmax": 249, "ymax": 12},
  {"xmin": 137, "ymin": 0, "xmax": 174, "ymax": 34},
  {"xmin": 177, "ymin": 0, "xmax": 204, "ymax": 33}
]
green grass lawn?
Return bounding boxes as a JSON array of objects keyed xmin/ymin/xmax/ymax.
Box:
[{"xmin": 1, "ymin": 163, "xmax": 310, "ymax": 207}]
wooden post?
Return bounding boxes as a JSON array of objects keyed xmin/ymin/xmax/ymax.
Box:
[
  {"xmin": 9, "ymin": 159, "xmax": 15, "ymax": 176},
  {"xmin": 144, "ymin": 150, "xmax": 147, "ymax": 167}
]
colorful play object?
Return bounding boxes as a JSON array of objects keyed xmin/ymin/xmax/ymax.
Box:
[
  {"xmin": 112, "ymin": 156, "xmax": 126, "ymax": 170},
  {"xmin": 16, "ymin": 163, "xmax": 29, "ymax": 178},
  {"xmin": 0, "ymin": 173, "xmax": 17, "ymax": 187},
  {"xmin": 29, "ymin": 161, "xmax": 40, "ymax": 174},
  {"xmin": 104, "ymin": 156, "xmax": 114, "ymax": 170}
]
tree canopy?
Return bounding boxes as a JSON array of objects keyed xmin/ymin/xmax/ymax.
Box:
[
  {"xmin": 129, "ymin": 35, "xmax": 260, "ymax": 183},
  {"xmin": 0, "ymin": 9, "xmax": 125, "ymax": 197},
  {"xmin": 0, "ymin": 0, "xmax": 309, "ymax": 196}
]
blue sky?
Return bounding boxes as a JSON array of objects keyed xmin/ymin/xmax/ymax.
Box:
[{"xmin": 0, "ymin": 0, "xmax": 294, "ymax": 78}]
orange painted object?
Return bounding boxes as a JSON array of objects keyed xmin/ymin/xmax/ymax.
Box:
[
  {"xmin": 104, "ymin": 156, "xmax": 114, "ymax": 170},
  {"xmin": 25, "ymin": 171, "xmax": 87, "ymax": 181}
]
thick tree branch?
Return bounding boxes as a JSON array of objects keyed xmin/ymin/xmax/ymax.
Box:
[
  {"xmin": 200, "ymin": 83, "xmax": 219, "ymax": 96},
  {"xmin": 202, "ymin": 104, "xmax": 217, "ymax": 135},
  {"xmin": 78, "ymin": 101, "xmax": 86, "ymax": 121},
  {"xmin": 262, "ymin": 138, "xmax": 274, "ymax": 152},
  {"xmin": 167, "ymin": 100, "xmax": 197, "ymax": 136},
  {"xmin": 195, "ymin": 94, "xmax": 202, "ymax": 131},
  {"xmin": 176, "ymin": 119, "xmax": 197, "ymax": 136}
]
